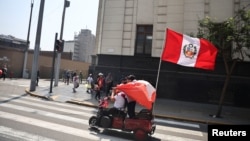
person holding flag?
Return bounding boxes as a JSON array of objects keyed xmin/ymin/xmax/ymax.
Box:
[{"xmin": 125, "ymin": 74, "xmax": 137, "ymax": 118}]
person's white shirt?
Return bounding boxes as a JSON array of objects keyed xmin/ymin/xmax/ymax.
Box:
[
  {"xmin": 113, "ymin": 91, "xmax": 126, "ymax": 110},
  {"xmin": 73, "ymin": 75, "xmax": 79, "ymax": 86},
  {"xmin": 87, "ymin": 76, "xmax": 93, "ymax": 84}
]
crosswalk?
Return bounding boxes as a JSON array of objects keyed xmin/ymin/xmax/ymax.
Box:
[{"xmin": 0, "ymin": 94, "xmax": 206, "ymax": 141}]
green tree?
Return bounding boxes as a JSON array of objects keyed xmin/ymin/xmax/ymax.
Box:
[{"xmin": 197, "ymin": 5, "xmax": 250, "ymax": 117}]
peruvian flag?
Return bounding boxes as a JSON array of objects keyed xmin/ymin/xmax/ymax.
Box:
[
  {"xmin": 161, "ymin": 28, "xmax": 218, "ymax": 70},
  {"xmin": 116, "ymin": 80, "xmax": 156, "ymax": 110}
]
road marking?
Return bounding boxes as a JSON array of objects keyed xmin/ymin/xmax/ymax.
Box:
[
  {"xmin": 0, "ymin": 126, "xmax": 57, "ymax": 141},
  {"xmin": 0, "ymin": 97, "xmax": 94, "ymax": 117},
  {"xmin": 1, "ymin": 95, "xmax": 205, "ymax": 141},
  {"xmin": 155, "ymin": 118, "xmax": 200, "ymax": 128},
  {"xmin": 0, "ymin": 103, "xmax": 88, "ymax": 124},
  {"xmin": 0, "ymin": 104, "xmax": 204, "ymax": 140},
  {"xmin": 152, "ymin": 132, "xmax": 202, "ymax": 141},
  {"xmin": 18, "ymin": 84, "xmax": 30, "ymax": 87},
  {"xmin": 0, "ymin": 111, "xmax": 131, "ymax": 141},
  {"xmin": 155, "ymin": 124, "xmax": 203, "ymax": 136},
  {"xmin": 11, "ymin": 94, "xmax": 96, "ymax": 112}
]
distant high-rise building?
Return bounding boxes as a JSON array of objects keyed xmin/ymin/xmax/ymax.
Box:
[
  {"xmin": 63, "ymin": 29, "xmax": 95, "ymax": 63},
  {"xmin": 71, "ymin": 29, "xmax": 96, "ymax": 63}
]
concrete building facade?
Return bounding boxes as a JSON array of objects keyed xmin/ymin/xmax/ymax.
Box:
[
  {"xmin": 63, "ymin": 40, "xmax": 75, "ymax": 53},
  {"xmin": 90, "ymin": 0, "xmax": 250, "ymax": 107},
  {"xmin": 95, "ymin": 0, "xmax": 249, "ymax": 57}
]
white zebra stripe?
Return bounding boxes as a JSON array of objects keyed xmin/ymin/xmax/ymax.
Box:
[
  {"xmin": 155, "ymin": 118, "xmax": 200, "ymax": 128},
  {"xmin": 0, "ymin": 97, "xmax": 94, "ymax": 117},
  {"xmin": 0, "ymin": 126, "xmax": 57, "ymax": 141},
  {"xmin": 1, "ymin": 97, "xmax": 202, "ymax": 136},
  {"xmin": 152, "ymin": 132, "xmax": 202, "ymax": 141},
  {"xmin": 1, "ymin": 95, "xmax": 204, "ymax": 141},
  {"xmin": 0, "ymin": 103, "xmax": 88, "ymax": 124},
  {"xmin": 0, "ymin": 111, "xmax": 131, "ymax": 141},
  {"xmin": 11, "ymin": 94, "xmax": 96, "ymax": 112},
  {"xmin": 154, "ymin": 125, "xmax": 203, "ymax": 136},
  {"xmin": 1, "ymin": 102, "xmax": 203, "ymax": 138},
  {"xmin": 2, "ymin": 96, "xmax": 203, "ymax": 136}
]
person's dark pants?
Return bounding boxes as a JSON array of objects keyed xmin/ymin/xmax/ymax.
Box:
[
  {"xmin": 95, "ymin": 90, "xmax": 101, "ymax": 100},
  {"xmin": 2, "ymin": 74, "xmax": 6, "ymax": 80},
  {"xmin": 36, "ymin": 77, "xmax": 39, "ymax": 86},
  {"xmin": 105, "ymin": 84, "xmax": 112, "ymax": 96},
  {"xmin": 102, "ymin": 107, "xmax": 126, "ymax": 117},
  {"xmin": 66, "ymin": 77, "xmax": 70, "ymax": 85},
  {"xmin": 127, "ymin": 101, "xmax": 136, "ymax": 118}
]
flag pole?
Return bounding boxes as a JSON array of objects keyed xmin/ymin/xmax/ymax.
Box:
[
  {"xmin": 155, "ymin": 58, "xmax": 162, "ymax": 91},
  {"xmin": 152, "ymin": 28, "xmax": 167, "ymax": 112},
  {"xmin": 155, "ymin": 28, "xmax": 167, "ymax": 91}
]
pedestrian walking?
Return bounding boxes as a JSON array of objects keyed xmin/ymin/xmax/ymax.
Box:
[
  {"xmin": 2, "ymin": 65, "xmax": 7, "ymax": 81},
  {"xmin": 0, "ymin": 69, "xmax": 2, "ymax": 78},
  {"xmin": 66, "ymin": 70, "xmax": 70, "ymax": 85},
  {"xmin": 63, "ymin": 69, "xmax": 67, "ymax": 83},
  {"xmin": 72, "ymin": 72, "xmax": 79, "ymax": 93},
  {"xmin": 79, "ymin": 71, "xmax": 83, "ymax": 84},
  {"xmin": 105, "ymin": 72, "xmax": 113, "ymax": 96},
  {"xmin": 95, "ymin": 73, "xmax": 104, "ymax": 100},
  {"xmin": 86, "ymin": 73, "xmax": 94, "ymax": 93},
  {"xmin": 36, "ymin": 70, "xmax": 40, "ymax": 86}
]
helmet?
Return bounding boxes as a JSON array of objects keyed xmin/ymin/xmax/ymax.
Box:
[{"xmin": 98, "ymin": 72, "xmax": 103, "ymax": 76}]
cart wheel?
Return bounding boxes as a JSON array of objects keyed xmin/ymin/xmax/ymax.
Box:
[
  {"xmin": 134, "ymin": 129, "xmax": 148, "ymax": 141},
  {"xmin": 89, "ymin": 116, "xmax": 98, "ymax": 128}
]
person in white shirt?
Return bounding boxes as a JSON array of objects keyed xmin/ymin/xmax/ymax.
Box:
[
  {"xmin": 106, "ymin": 87, "xmax": 126, "ymax": 117},
  {"xmin": 112, "ymin": 91, "xmax": 126, "ymax": 110},
  {"xmin": 72, "ymin": 72, "xmax": 79, "ymax": 93},
  {"xmin": 86, "ymin": 74, "xmax": 94, "ymax": 93}
]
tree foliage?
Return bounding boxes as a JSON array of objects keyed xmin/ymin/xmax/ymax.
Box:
[
  {"xmin": 196, "ymin": 5, "xmax": 250, "ymax": 117},
  {"xmin": 197, "ymin": 5, "xmax": 250, "ymax": 61}
]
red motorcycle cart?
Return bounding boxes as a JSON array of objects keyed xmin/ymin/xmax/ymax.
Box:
[{"xmin": 89, "ymin": 80, "xmax": 156, "ymax": 141}]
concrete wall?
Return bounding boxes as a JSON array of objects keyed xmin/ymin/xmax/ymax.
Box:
[{"xmin": 0, "ymin": 48, "xmax": 90, "ymax": 79}]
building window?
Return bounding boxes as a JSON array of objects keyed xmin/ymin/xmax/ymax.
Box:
[{"xmin": 135, "ymin": 25, "xmax": 153, "ymax": 56}]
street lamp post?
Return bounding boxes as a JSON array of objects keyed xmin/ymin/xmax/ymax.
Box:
[
  {"xmin": 54, "ymin": 0, "xmax": 70, "ymax": 86},
  {"xmin": 29, "ymin": 0, "xmax": 45, "ymax": 91},
  {"xmin": 22, "ymin": 0, "xmax": 34, "ymax": 78}
]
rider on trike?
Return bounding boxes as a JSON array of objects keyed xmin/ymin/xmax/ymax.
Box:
[{"xmin": 89, "ymin": 75, "xmax": 156, "ymax": 141}]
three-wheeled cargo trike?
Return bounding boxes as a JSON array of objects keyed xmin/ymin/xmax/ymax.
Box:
[{"xmin": 89, "ymin": 80, "xmax": 157, "ymax": 141}]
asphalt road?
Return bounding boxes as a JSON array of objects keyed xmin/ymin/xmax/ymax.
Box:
[{"xmin": 0, "ymin": 78, "xmax": 209, "ymax": 141}]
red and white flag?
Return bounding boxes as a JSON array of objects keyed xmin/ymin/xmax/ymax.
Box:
[
  {"xmin": 116, "ymin": 80, "xmax": 156, "ymax": 110},
  {"xmin": 161, "ymin": 28, "xmax": 218, "ymax": 70}
]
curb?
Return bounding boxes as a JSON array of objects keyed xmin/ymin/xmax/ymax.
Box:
[{"xmin": 25, "ymin": 88, "xmax": 50, "ymax": 100}]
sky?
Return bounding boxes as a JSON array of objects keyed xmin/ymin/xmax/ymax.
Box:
[{"xmin": 0, "ymin": 0, "xmax": 99, "ymax": 51}]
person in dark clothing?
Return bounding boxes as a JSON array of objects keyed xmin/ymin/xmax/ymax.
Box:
[
  {"xmin": 2, "ymin": 65, "xmax": 7, "ymax": 81},
  {"xmin": 66, "ymin": 70, "xmax": 70, "ymax": 85},
  {"xmin": 126, "ymin": 74, "xmax": 137, "ymax": 118},
  {"xmin": 36, "ymin": 70, "xmax": 40, "ymax": 86},
  {"xmin": 105, "ymin": 72, "xmax": 113, "ymax": 96},
  {"xmin": 95, "ymin": 73, "xmax": 104, "ymax": 100}
]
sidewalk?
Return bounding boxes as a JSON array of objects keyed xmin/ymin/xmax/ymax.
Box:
[{"xmin": 25, "ymin": 79, "xmax": 250, "ymax": 125}]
